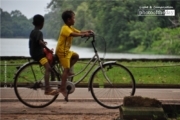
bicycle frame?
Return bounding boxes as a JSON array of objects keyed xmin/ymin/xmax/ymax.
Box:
[
  {"xmin": 54, "ymin": 35, "xmax": 115, "ymax": 86},
  {"xmin": 73, "ymin": 53, "xmax": 101, "ymax": 85}
]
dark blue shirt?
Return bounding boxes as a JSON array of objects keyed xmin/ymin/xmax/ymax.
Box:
[{"xmin": 29, "ymin": 29, "xmax": 45, "ymax": 61}]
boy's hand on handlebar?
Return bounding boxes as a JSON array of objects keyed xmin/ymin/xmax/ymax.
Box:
[
  {"xmin": 82, "ymin": 32, "xmax": 94, "ymax": 38},
  {"xmin": 88, "ymin": 30, "xmax": 94, "ymax": 34},
  {"xmin": 83, "ymin": 33, "xmax": 91, "ymax": 37},
  {"xmin": 81, "ymin": 30, "xmax": 94, "ymax": 38}
]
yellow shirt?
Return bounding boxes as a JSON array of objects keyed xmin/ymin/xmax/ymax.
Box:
[{"xmin": 56, "ymin": 24, "xmax": 80, "ymax": 57}]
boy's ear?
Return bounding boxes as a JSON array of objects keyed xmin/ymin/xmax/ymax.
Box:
[{"xmin": 67, "ymin": 18, "xmax": 71, "ymax": 22}]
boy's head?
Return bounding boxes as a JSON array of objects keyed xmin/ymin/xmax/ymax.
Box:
[
  {"xmin": 62, "ymin": 10, "xmax": 75, "ymax": 25},
  {"xmin": 32, "ymin": 14, "xmax": 44, "ymax": 28}
]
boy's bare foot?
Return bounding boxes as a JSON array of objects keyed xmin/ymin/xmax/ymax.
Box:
[
  {"xmin": 59, "ymin": 89, "xmax": 67, "ymax": 97},
  {"xmin": 59, "ymin": 89, "xmax": 68, "ymax": 101},
  {"xmin": 45, "ymin": 89, "xmax": 59, "ymax": 96}
]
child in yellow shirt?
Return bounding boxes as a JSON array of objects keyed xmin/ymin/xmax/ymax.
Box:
[{"xmin": 56, "ymin": 10, "xmax": 93, "ymax": 99}]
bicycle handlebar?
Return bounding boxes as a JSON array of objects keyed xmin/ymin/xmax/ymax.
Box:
[
  {"xmin": 81, "ymin": 33, "xmax": 95, "ymax": 42},
  {"xmin": 81, "ymin": 33, "xmax": 97, "ymax": 52}
]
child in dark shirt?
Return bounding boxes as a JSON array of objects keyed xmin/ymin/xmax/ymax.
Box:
[{"xmin": 29, "ymin": 14, "xmax": 59, "ymax": 95}]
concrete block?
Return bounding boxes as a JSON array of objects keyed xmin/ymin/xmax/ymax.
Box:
[
  {"xmin": 120, "ymin": 106, "xmax": 167, "ymax": 120},
  {"xmin": 119, "ymin": 96, "xmax": 167, "ymax": 120}
]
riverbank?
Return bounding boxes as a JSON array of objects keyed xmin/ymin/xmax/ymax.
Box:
[{"xmin": 1, "ymin": 38, "xmax": 180, "ymax": 59}]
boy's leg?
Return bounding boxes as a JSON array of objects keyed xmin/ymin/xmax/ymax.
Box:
[
  {"xmin": 57, "ymin": 56, "xmax": 70, "ymax": 97},
  {"xmin": 59, "ymin": 68, "xmax": 70, "ymax": 97},
  {"xmin": 56, "ymin": 52, "xmax": 78, "ymax": 97},
  {"xmin": 70, "ymin": 53, "xmax": 79, "ymax": 68},
  {"xmin": 43, "ymin": 62, "xmax": 52, "ymax": 90},
  {"xmin": 40, "ymin": 57, "xmax": 58, "ymax": 95},
  {"xmin": 69, "ymin": 53, "xmax": 79, "ymax": 75},
  {"xmin": 68, "ymin": 53, "xmax": 79, "ymax": 76}
]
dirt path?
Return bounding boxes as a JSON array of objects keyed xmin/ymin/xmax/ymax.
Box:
[
  {"xmin": 1, "ymin": 101, "xmax": 120, "ymax": 120},
  {"xmin": 1, "ymin": 114, "xmax": 120, "ymax": 120}
]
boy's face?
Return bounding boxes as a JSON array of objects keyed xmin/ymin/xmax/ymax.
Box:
[{"xmin": 68, "ymin": 14, "xmax": 75, "ymax": 25}]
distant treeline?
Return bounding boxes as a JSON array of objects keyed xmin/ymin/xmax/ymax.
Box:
[
  {"xmin": 0, "ymin": 8, "xmax": 57, "ymax": 39},
  {"xmin": 1, "ymin": 0, "xmax": 180, "ymax": 55}
]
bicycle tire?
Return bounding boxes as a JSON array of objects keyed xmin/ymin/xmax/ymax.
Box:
[
  {"xmin": 89, "ymin": 62, "xmax": 135, "ymax": 109},
  {"xmin": 14, "ymin": 61, "xmax": 59, "ymax": 108}
]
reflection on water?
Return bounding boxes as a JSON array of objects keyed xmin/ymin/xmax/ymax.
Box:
[{"xmin": 1, "ymin": 38, "xmax": 180, "ymax": 59}]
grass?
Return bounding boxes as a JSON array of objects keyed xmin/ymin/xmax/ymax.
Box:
[
  {"xmin": 119, "ymin": 61, "xmax": 180, "ymax": 85},
  {"xmin": 0, "ymin": 59, "xmax": 180, "ymax": 85}
]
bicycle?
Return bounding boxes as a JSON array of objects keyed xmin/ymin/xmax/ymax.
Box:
[{"xmin": 14, "ymin": 33, "xmax": 136, "ymax": 109}]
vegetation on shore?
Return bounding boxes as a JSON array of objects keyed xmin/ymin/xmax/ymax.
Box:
[{"xmin": 1, "ymin": 0, "xmax": 180, "ymax": 55}]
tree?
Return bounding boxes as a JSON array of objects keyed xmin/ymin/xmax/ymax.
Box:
[
  {"xmin": 1, "ymin": 9, "xmax": 13, "ymax": 37},
  {"xmin": 1, "ymin": 9, "xmax": 32, "ymax": 38}
]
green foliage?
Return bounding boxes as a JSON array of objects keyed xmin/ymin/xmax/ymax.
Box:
[
  {"xmin": 1, "ymin": 9, "xmax": 32, "ymax": 38},
  {"xmin": 150, "ymin": 27, "xmax": 180, "ymax": 55},
  {"xmin": 1, "ymin": 0, "xmax": 180, "ymax": 55}
]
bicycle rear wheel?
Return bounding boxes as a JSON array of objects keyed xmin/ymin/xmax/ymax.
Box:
[
  {"xmin": 14, "ymin": 61, "xmax": 59, "ymax": 108},
  {"xmin": 90, "ymin": 62, "xmax": 135, "ymax": 109}
]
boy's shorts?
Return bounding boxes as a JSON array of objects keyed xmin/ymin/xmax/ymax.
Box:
[
  {"xmin": 39, "ymin": 57, "xmax": 48, "ymax": 65},
  {"xmin": 31, "ymin": 54, "xmax": 48, "ymax": 66},
  {"xmin": 56, "ymin": 51, "xmax": 77, "ymax": 68}
]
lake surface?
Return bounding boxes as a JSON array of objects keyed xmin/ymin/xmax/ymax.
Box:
[{"xmin": 1, "ymin": 38, "xmax": 180, "ymax": 59}]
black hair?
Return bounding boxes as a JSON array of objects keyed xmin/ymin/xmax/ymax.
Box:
[
  {"xmin": 32, "ymin": 14, "xmax": 44, "ymax": 26},
  {"xmin": 62, "ymin": 10, "xmax": 75, "ymax": 23}
]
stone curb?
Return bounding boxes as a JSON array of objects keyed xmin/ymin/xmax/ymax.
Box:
[
  {"xmin": 0, "ymin": 98, "xmax": 95, "ymax": 102},
  {"xmin": 1, "ymin": 83, "xmax": 180, "ymax": 88},
  {"xmin": 1, "ymin": 98, "xmax": 180, "ymax": 104}
]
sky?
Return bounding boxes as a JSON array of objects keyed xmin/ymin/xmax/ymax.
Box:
[{"xmin": 0, "ymin": 0, "xmax": 52, "ymax": 19}]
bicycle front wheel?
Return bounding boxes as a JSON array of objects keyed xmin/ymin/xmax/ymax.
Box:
[
  {"xmin": 14, "ymin": 61, "xmax": 59, "ymax": 108},
  {"xmin": 90, "ymin": 62, "xmax": 135, "ymax": 109}
]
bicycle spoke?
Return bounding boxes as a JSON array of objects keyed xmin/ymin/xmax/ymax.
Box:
[
  {"xmin": 90, "ymin": 63, "xmax": 135, "ymax": 109},
  {"xmin": 14, "ymin": 61, "xmax": 59, "ymax": 108}
]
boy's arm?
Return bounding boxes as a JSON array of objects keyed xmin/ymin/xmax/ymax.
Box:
[
  {"xmin": 70, "ymin": 30, "xmax": 94, "ymax": 37},
  {"xmin": 70, "ymin": 32, "xmax": 84, "ymax": 37},
  {"xmin": 39, "ymin": 40, "xmax": 53, "ymax": 52},
  {"xmin": 80, "ymin": 30, "xmax": 94, "ymax": 34}
]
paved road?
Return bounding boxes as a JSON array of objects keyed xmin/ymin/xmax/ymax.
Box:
[
  {"xmin": 1, "ymin": 88, "xmax": 180, "ymax": 115},
  {"xmin": 1, "ymin": 87, "xmax": 180, "ymax": 103}
]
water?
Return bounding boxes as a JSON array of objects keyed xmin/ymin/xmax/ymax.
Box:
[{"xmin": 1, "ymin": 38, "xmax": 180, "ymax": 59}]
